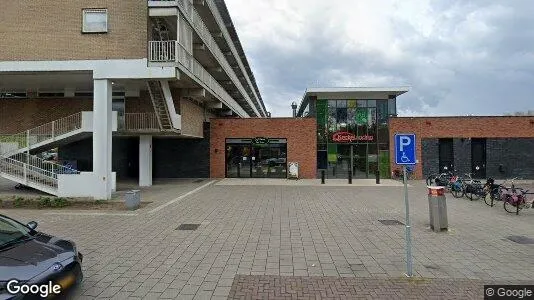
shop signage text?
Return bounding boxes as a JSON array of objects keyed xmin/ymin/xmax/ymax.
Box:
[
  {"xmin": 332, "ymin": 131, "xmax": 374, "ymax": 143},
  {"xmin": 252, "ymin": 137, "xmax": 269, "ymax": 144}
]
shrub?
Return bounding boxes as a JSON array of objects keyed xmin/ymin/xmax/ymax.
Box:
[
  {"xmin": 38, "ymin": 197, "xmax": 52, "ymax": 208},
  {"xmin": 52, "ymin": 197, "xmax": 69, "ymax": 208},
  {"xmin": 13, "ymin": 197, "xmax": 25, "ymax": 207}
]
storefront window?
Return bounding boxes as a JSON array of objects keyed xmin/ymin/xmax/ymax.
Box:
[
  {"xmin": 388, "ymin": 98, "xmax": 396, "ymax": 116},
  {"xmin": 377, "ymin": 100, "xmax": 388, "ymax": 124},
  {"xmin": 314, "ymin": 98, "xmax": 391, "ymax": 179}
]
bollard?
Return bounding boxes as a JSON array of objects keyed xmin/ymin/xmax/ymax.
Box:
[
  {"xmin": 376, "ymin": 169, "xmax": 380, "ymax": 184},
  {"xmin": 348, "ymin": 170, "xmax": 352, "ymax": 184},
  {"xmin": 321, "ymin": 170, "xmax": 325, "ymax": 184},
  {"xmin": 427, "ymin": 186, "xmax": 448, "ymax": 232}
]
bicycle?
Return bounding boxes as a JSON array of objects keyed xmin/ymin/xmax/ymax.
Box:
[
  {"xmin": 503, "ymin": 187, "xmax": 533, "ymax": 214},
  {"xmin": 426, "ymin": 169, "xmax": 454, "ymax": 187},
  {"xmin": 483, "ymin": 178, "xmax": 517, "ymax": 207},
  {"xmin": 450, "ymin": 173, "xmax": 482, "ymax": 200}
]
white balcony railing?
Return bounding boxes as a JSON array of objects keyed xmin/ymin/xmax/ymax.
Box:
[
  {"xmin": 122, "ymin": 113, "xmax": 160, "ymax": 132},
  {"xmin": 148, "ymin": 41, "xmax": 176, "ymax": 62},
  {"xmin": 148, "ymin": 40, "xmax": 247, "ymax": 117},
  {"xmin": 148, "ymin": 0, "xmax": 263, "ymax": 116}
]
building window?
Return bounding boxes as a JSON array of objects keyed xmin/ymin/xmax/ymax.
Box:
[
  {"xmin": 83, "ymin": 9, "xmax": 108, "ymax": 33},
  {"xmin": 38, "ymin": 91, "xmax": 65, "ymax": 98},
  {"xmin": 0, "ymin": 92, "xmax": 27, "ymax": 99}
]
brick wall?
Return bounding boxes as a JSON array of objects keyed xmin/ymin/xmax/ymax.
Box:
[
  {"xmin": 389, "ymin": 117, "xmax": 534, "ymax": 179},
  {"xmin": 210, "ymin": 118, "xmax": 317, "ymax": 178},
  {"xmin": 0, "ymin": 98, "xmax": 92, "ymax": 134},
  {"xmin": 181, "ymin": 99, "xmax": 205, "ymax": 138},
  {"xmin": 0, "ymin": 0, "xmax": 147, "ymax": 61}
]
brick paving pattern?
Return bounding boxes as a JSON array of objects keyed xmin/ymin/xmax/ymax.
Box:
[
  {"xmin": 1, "ymin": 179, "xmax": 533, "ymax": 299},
  {"xmin": 229, "ymin": 275, "xmax": 489, "ymax": 299}
]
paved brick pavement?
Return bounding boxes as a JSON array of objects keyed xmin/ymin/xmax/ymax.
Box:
[
  {"xmin": 1, "ymin": 179, "xmax": 533, "ymax": 299},
  {"xmin": 228, "ymin": 275, "xmax": 501, "ymax": 299}
]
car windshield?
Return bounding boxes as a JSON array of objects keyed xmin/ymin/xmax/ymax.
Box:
[{"xmin": 0, "ymin": 216, "xmax": 32, "ymax": 248}]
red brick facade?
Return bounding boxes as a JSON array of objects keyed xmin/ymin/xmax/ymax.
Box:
[
  {"xmin": 210, "ymin": 118, "xmax": 317, "ymax": 179},
  {"xmin": 389, "ymin": 116, "xmax": 534, "ymax": 179}
]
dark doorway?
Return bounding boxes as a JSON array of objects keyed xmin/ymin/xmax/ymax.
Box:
[
  {"xmin": 438, "ymin": 138, "xmax": 454, "ymax": 173},
  {"xmin": 471, "ymin": 138, "xmax": 486, "ymax": 178}
]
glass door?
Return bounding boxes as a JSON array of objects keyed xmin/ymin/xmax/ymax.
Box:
[
  {"xmin": 352, "ymin": 144, "xmax": 368, "ymax": 179},
  {"xmin": 336, "ymin": 144, "xmax": 351, "ymax": 179},
  {"xmin": 225, "ymin": 144, "xmax": 251, "ymax": 178},
  {"xmin": 251, "ymin": 143, "xmax": 287, "ymax": 178}
]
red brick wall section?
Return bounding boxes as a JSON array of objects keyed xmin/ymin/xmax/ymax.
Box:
[
  {"xmin": 210, "ymin": 118, "xmax": 317, "ymax": 179},
  {"xmin": 389, "ymin": 116, "xmax": 534, "ymax": 179}
]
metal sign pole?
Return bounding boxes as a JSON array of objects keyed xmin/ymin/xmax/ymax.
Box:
[{"xmin": 404, "ymin": 165, "xmax": 413, "ymax": 277}]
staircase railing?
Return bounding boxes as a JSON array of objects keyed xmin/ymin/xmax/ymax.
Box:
[
  {"xmin": 122, "ymin": 113, "xmax": 160, "ymax": 131},
  {"xmin": 0, "ymin": 153, "xmax": 80, "ymax": 190},
  {"xmin": 0, "ymin": 112, "xmax": 82, "ymax": 155}
]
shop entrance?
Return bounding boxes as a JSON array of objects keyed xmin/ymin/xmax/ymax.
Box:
[
  {"xmin": 329, "ymin": 144, "xmax": 371, "ymax": 179},
  {"xmin": 225, "ymin": 138, "xmax": 287, "ymax": 178}
]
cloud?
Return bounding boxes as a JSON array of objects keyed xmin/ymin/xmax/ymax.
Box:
[{"xmin": 225, "ymin": 0, "xmax": 534, "ymax": 117}]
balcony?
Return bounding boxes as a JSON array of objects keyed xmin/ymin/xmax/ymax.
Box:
[
  {"xmin": 119, "ymin": 113, "xmax": 160, "ymax": 133},
  {"xmin": 148, "ymin": 40, "xmax": 248, "ymax": 117}
]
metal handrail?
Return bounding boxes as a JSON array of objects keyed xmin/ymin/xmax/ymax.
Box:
[
  {"xmin": 122, "ymin": 113, "xmax": 160, "ymax": 131},
  {"xmin": 0, "ymin": 112, "xmax": 82, "ymax": 155}
]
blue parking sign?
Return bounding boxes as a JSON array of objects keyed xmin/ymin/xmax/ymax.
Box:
[{"xmin": 395, "ymin": 134, "xmax": 416, "ymax": 165}]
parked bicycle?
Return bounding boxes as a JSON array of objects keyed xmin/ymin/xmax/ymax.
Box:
[
  {"xmin": 426, "ymin": 168, "xmax": 454, "ymax": 187},
  {"xmin": 483, "ymin": 178, "xmax": 516, "ymax": 207},
  {"xmin": 502, "ymin": 184, "xmax": 534, "ymax": 215}
]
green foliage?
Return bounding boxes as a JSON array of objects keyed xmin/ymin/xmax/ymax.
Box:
[
  {"xmin": 38, "ymin": 197, "xmax": 52, "ymax": 207},
  {"xmin": 52, "ymin": 197, "xmax": 69, "ymax": 208},
  {"xmin": 13, "ymin": 197, "xmax": 25, "ymax": 207}
]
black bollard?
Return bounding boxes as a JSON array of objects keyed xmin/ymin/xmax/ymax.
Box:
[
  {"xmin": 321, "ymin": 170, "xmax": 325, "ymax": 184},
  {"xmin": 376, "ymin": 168, "xmax": 380, "ymax": 184},
  {"xmin": 348, "ymin": 170, "xmax": 352, "ymax": 184}
]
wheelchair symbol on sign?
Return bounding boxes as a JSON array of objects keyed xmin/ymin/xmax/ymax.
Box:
[{"xmin": 401, "ymin": 152, "xmax": 410, "ymax": 163}]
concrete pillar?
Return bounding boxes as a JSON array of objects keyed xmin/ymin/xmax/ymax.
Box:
[
  {"xmin": 93, "ymin": 79, "xmax": 113, "ymax": 199},
  {"xmin": 139, "ymin": 136, "xmax": 153, "ymax": 187}
]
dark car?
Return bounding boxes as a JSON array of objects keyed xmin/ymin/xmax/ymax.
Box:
[{"xmin": 0, "ymin": 215, "xmax": 83, "ymax": 299}]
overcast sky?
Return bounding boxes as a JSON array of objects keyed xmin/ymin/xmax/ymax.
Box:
[{"xmin": 225, "ymin": 0, "xmax": 534, "ymax": 117}]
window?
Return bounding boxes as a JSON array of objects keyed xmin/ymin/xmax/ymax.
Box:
[
  {"xmin": 388, "ymin": 98, "xmax": 397, "ymax": 116},
  {"xmin": 83, "ymin": 9, "xmax": 108, "ymax": 33},
  {"xmin": 0, "ymin": 92, "xmax": 27, "ymax": 99},
  {"xmin": 38, "ymin": 91, "xmax": 65, "ymax": 98}
]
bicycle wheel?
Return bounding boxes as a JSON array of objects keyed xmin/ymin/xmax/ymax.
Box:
[
  {"xmin": 503, "ymin": 196, "xmax": 523, "ymax": 214},
  {"xmin": 451, "ymin": 183, "xmax": 464, "ymax": 198},
  {"xmin": 484, "ymin": 192, "xmax": 494, "ymax": 207},
  {"xmin": 426, "ymin": 175, "xmax": 435, "ymax": 186}
]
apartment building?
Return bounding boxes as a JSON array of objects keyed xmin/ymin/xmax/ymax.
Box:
[{"xmin": 0, "ymin": 0, "xmax": 267, "ymax": 199}]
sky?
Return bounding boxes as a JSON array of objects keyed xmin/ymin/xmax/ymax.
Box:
[{"xmin": 224, "ymin": 0, "xmax": 534, "ymax": 117}]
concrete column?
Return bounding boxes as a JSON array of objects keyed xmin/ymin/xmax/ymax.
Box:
[
  {"xmin": 139, "ymin": 136, "xmax": 153, "ymax": 187},
  {"xmin": 93, "ymin": 79, "xmax": 113, "ymax": 199}
]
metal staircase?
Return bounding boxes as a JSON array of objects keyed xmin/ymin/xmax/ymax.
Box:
[
  {"xmin": 0, "ymin": 153, "xmax": 78, "ymax": 196},
  {"xmin": 0, "ymin": 113, "xmax": 84, "ymax": 195},
  {"xmin": 147, "ymin": 80, "xmax": 174, "ymax": 131}
]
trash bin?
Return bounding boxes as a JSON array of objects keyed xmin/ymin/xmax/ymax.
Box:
[
  {"xmin": 427, "ymin": 186, "xmax": 448, "ymax": 232},
  {"xmin": 125, "ymin": 190, "xmax": 141, "ymax": 210}
]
